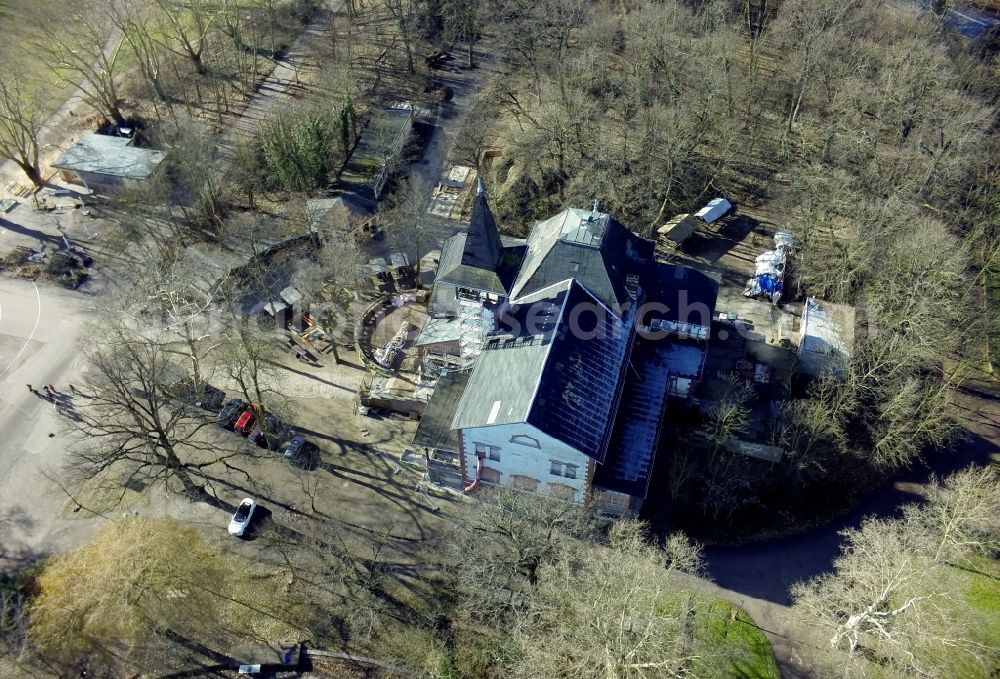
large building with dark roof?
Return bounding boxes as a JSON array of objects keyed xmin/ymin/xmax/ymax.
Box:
[{"xmin": 415, "ymin": 185, "xmax": 719, "ymax": 516}]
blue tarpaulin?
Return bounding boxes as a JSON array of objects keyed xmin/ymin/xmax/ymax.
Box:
[{"xmin": 758, "ymin": 274, "xmax": 782, "ymax": 294}]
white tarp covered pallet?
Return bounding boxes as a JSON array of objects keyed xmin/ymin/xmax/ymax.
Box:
[{"xmin": 694, "ymin": 197, "xmax": 732, "ymax": 224}]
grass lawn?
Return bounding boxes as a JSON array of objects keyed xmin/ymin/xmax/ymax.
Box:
[
  {"xmin": 0, "ymin": 0, "xmax": 95, "ymax": 118},
  {"xmin": 693, "ymin": 598, "xmax": 781, "ymax": 679},
  {"xmin": 988, "ymin": 265, "xmax": 1000, "ymax": 374},
  {"xmin": 964, "ymin": 556, "xmax": 1000, "ymax": 662}
]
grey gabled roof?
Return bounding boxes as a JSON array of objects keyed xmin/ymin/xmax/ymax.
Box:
[
  {"xmin": 451, "ymin": 280, "xmax": 630, "ymax": 462},
  {"xmin": 52, "ymin": 134, "xmax": 165, "ymax": 179},
  {"xmin": 413, "ymin": 370, "xmax": 472, "ymax": 453},
  {"xmin": 449, "ymin": 290, "xmax": 561, "ymax": 430},
  {"xmin": 509, "ymin": 208, "xmax": 652, "ymax": 312}
]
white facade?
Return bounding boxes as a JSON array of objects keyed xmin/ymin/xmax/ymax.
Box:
[{"xmin": 460, "ymin": 422, "xmax": 591, "ymax": 502}]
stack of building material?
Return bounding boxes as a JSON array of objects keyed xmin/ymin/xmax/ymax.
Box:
[{"xmin": 743, "ymin": 233, "xmax": 793, "ymax": 304}]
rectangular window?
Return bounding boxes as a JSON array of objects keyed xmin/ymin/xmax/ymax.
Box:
[
  {"xmin": 475, "ymin": 443, "xmax": 500, "ymax": 461},
  {"xmin": 550, "ymin": 461, "xmax": 577, "ymax": 478}
]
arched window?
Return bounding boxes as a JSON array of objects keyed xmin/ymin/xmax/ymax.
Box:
[{"xmin": 509, "ymin": 434, "xmax": 540, "ymax": 448}]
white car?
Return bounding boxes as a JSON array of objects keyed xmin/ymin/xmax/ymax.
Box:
[{"xmin": 228, "ymin": 498, "xmax": 257, "ymax": 537}]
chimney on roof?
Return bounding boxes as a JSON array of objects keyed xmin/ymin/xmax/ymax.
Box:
[{"xmin": 592, "ymin": 199, "xmax": 600, "ymax": 212}]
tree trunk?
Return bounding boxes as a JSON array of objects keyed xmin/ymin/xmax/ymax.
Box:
[
  {"xmin": 14, "ymin": 160, "xmax": 44, "ymax": 188},
  {"xmin": 404, "ymin": 38, "xmax": 415, "ymax": 74}
]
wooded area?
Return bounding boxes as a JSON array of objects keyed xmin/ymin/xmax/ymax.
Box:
[{"xmin": 0, "ymin": 0, "xmax": 997, "ymax": 677}]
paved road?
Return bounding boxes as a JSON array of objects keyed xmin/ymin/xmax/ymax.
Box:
[
  {"xmin": 0, "ymin": 278, "xmax": 97, "ymax": 567},
  {"xmin": 700, "ymin": 390, "xmax": 1000, "ymax": 677}
]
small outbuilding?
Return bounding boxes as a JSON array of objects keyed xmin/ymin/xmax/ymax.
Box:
[
  {"xmin": 339, "ymin": 105, "xmax": 415, "ymax": 201},
  {"xmin": 797, "ymin": 297, "xmax": 855, "ymax": 377},
  {"xmin": 305, "ymin": 194, "xmax": 377, "ymax": 241},
  {"xmin": 52, "ymin": 134, "xmax": 166, "ymax": 194}
]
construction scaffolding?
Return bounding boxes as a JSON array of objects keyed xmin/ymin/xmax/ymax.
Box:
[{"xmin": 457, "ymin": 293, "xmax": 494, "ymax": 362}]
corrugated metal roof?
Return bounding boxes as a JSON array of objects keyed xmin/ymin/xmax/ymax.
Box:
[
  {"xmin": 414, "ymin": 316, "xmax": 462, "ymax": 346},
  {"xmin": 412, "ymin": 370, "xmax": 472, "ymax": 452}
]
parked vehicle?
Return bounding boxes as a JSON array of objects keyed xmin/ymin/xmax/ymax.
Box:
[
  {"xmin": 234, "ymin": 408, "xmax": 256, "ymax": 435},
  {"xmin": 283, "ymin": 435, "xmax": 318, "ymax": 468},
  {"xmin": 249, "ymin": 413, "xmax": 287, "ymax": 449},
  {"xmin": 228, "ymin": 498, "xmax": 257, "ymax": 537},
  {"xmin": 217, "ymin": 399, "xmax": 247, "ymax": 428}
]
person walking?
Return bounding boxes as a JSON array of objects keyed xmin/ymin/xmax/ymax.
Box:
[
  {"xmin": 26, "ymin": 384, "xmax": 33, "ymax": 393},
  {"xmin": 69, "ymin": 384, "xmax": 78, "ymax": 395},
  {"xmin": 48, "ymin": 384, "xmax": 57, "ymax": 393}
]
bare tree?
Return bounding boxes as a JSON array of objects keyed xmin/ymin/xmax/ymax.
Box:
[
  {"xmin": 30, "ymin": 518, "xmax": 230, "ymax": 662},
  {"xmin": 442, "ymin": 486, "xmax": 595, "ymax": 622},
  {"xmin": 110, "ymin": 3, "xmax": 171, "ymax": 107},
  {"xmin": 792, "ymin": 466, "xmax": 1000, "ymax": 676},
  {"xmin": 292, "ymin": 218, "xmax": 365, "ymax": 364},
  {"xmin": 382, "ymin": 0, "xmax": 418, "ymax": 74},
  {"xmin": 510, "ymin": 522, "xmax": 735, "ymax": 679},
  {"xmin": 74, "ymin": 314, "xmax": 244, "ymax": 499},
  {"xmin": 382, "ymin": 176, "xmax": 433, "ymax": 286},
  {"xmin": 221, "ymin": 317, "xmax": 283, "ymax": 410},
  {"xmin": 441, "ymin": 0, "xmax": 483, "ymax": 67},
  {"xmin": 132, "ymin": 259, "xmax": 226, "ymax": 399},
  {"xmin": 0, "ymin": 76, "xmax": 44, "ymax": 188},
  {"xmin": 153, "ymin": 0, "xmax": 219, "ymax": 76},
  {"xmin": 705, "ymin": 372, "xmax": 754, "ymax": 455},
  {"xmin": 33, "ymin": 6, "xmax": 128, "ymax": 126},
  {"xmin": 907, "ymin": 465, "xmax": 1000, "ymax": 564}
]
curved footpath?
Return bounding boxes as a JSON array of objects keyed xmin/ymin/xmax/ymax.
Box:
[{"xmin": 699, "ymin": 390, "xmax": 999, "ymax": 677}]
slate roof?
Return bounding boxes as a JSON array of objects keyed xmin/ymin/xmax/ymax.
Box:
[
  {"xmin": 463, "ymin": 189, "xmax": 504, "ymax": 272},
  {"xmin": 412, "ymin": 370, "xmax": 472, "ymax": 453},
  {"xmin": 593, "ymin": 337, "xmax": 673, "ymax": 497},
  {"xmin": 435, "ymin": 188, "xmax": 520, "ymax": 296},
  {"xmin": 526, "ymin": 282, "xmax": 631, "ymax": 462},
  {"xmin": 449, "ymin": 284, "xmax": 564, "ymax": 430},
  {"xmin": 53, "ymin": 134, "xmax": 165, "ymax": 179},
  {"xmin": 452, "ymin": 280, "xmax": 630, "ymax": 462},
  {"xmin": 435, "ymin": 232, "xmax": 504, "ymax": 294},
  {"xmin": 510, "ymin": 208, "xmax": 653, "ymax": 312}
]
